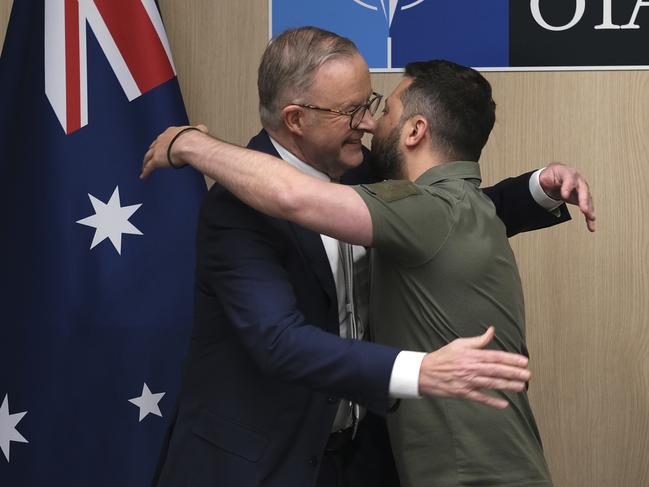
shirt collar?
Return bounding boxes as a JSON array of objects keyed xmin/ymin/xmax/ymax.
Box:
[
  {"xmin": 415, "ymin": 160, "xmax": 482, "ymax": 187},
  {"xmin": 268, "ymin": 135, "xmax": 331, "ymax": 182}
]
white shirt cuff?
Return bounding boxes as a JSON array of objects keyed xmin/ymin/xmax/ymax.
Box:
[
  {"xmin": 529, "ymin": 168, "xmax": 563, "ymax": 212},
  {"xmin": 388, "ymin": 351, "xmax": 426, "ymax": 399}
]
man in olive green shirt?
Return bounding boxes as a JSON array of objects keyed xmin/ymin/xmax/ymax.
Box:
[
  {"xmin": 345, "ymin": 60, "xmax": 550, "ymax": 483},
  {"xmin": 354, "ymin": 162, "xmax": 550, "ymax": 485},
  {"xmin": 141, "ymin": 60, "xmax": 595, "ymax": 485}
]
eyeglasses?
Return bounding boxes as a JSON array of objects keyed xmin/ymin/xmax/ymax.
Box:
[{"xmin": 292, "ymin": 92, "xmax": 383, "ymax": 129}]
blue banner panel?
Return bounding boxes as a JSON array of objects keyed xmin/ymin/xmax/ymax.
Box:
[
  {"xmin": 271, "ymin": 0, "xmax": 649, "ymax": 71},
  {"xmin": 271, "ymin": 0, "xmax": 389, "ymax": 68},
  {"xmin": 390, "ymin": 0, "xmax": 509, "ymax": 69},
  {"xmin": 0, "ymin": 1, "xmax": 205, "ymax": 485}
]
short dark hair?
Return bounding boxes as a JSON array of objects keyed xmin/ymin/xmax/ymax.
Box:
[
  {"xmin": 401, "ymin": 60, "xmax": 496, "ymax": 161},
  {"xmin": 258, "ymin": 27, "xmax": 359, "ymax": 130}
]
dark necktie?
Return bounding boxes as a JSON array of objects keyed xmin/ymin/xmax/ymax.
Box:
[{"xmin": 339, "ymin": 241, "xmax": 361, "ymax": 437}]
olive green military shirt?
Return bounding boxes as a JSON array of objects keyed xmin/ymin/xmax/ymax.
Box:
[{"xmin": 353, "ymin": 161, "xmax": 552, "ymax": 487}]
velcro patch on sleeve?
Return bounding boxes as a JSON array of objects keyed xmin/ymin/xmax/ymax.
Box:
[{"xmin": 360, "ymin": 180, "xmax": 422, "ymax": 202}]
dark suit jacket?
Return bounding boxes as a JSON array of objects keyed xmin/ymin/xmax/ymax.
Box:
[{"xmin": 153, "ymin": 130, "xmax": 569, "ymax": 487}]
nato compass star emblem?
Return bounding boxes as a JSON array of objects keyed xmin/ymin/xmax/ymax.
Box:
[{"xmin": 352, "ymin": 0, "xmax": 425, "ymax": 68}]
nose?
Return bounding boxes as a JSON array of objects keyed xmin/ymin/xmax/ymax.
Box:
[{"xmin": 356, "ymin": 109, "xmax": 376, "ymax": 134}]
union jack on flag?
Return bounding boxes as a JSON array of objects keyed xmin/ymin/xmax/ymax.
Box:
[{"xmin": 0, "ymin": 1, "xmax": 205, "ymax": 485}]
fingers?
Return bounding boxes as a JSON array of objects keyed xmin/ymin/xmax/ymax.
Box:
[
  {"xmin": 464, "ymin": 390, "xmax": 509, "ymax": 409},
  {"xmin": 140, "ymin": 162, "xmax": 150, "ymax": 180},
  {"xmin": 560, "ymin": 174, "xmax": 575, "ymax": 202},
  {"xmin": 429, "ymin": 364, "xmax": 528, "ymax": 409},
  {"xmin": 554, "ymin": 167, "xmax": 597, "ymax": 232},
  {"xmin": 585, "ymin": 214, "xmax": 596, "ymax": 232},
  {"xmin": 577, "ymin": 179, "xmax": 590, "ymax": 213},
  {"xmin": 576, "ymin": 178, "xmax": 596, "ymax": 232},
  {"xmin": 140, "ymin": 147, "xmax": 154, "ymax": 179},
  {"xmin": 467, "ymin": 373, "xmax": 527, "ymax": 391},
  {"xmin": 448, "ymin": 330, "xmax": 530, "ymax": 369},
  {"xmin": 468, "ymin": 356, "xmax": 532, "ymax": 381},
  {"xmin": 458, "ymin": 341, "xmax": 530, "ymax": 369},
  {"xmin": 563, "ymin": 174, "xmax": 596, "ymax": 232}
]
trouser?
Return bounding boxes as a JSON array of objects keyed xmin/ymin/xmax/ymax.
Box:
[{"xmin": 315, "ymin": 412, "xmax": 400, "ymax": 487}]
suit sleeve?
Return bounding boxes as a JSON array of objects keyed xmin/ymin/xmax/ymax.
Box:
[
  {"xmin": 196, "ymin": 186, "xmax": 400, "ymax": 413},
  {"xmin": 482, "ymin": 171, "xmax": 571, "ymax": 237}
]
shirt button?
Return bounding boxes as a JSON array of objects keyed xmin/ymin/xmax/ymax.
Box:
[
  {"xmin": 308, "ymin": 455, "xmax": 318, "ymax": 467},
  {"xmin": 326, "ymin": 396, "xmax": 337, "ymax": 404}
]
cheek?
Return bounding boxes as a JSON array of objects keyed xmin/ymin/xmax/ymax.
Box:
[
  {"xmin": 340, "ymin": 143, "xmax": 364, "ymax": 165},
  {"xmin": 374, "ymin": 119, "xmax": 390, "ymax": 139}
]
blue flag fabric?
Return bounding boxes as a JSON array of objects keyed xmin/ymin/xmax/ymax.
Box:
[{"xmin": 0, "ymin": 1, "xmax": 205, "ymax": 485}]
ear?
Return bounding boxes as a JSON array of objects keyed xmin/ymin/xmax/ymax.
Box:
[
  {"xmin": 403, "ymin": 116, "xmax": 428, "ymax": 149},
  {"xmin": 281, "ymin": 105, "xmax": 306, "ymax": 136}
]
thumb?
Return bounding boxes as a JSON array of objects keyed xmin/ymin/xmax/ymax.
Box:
[
  {"xmin": 461, "ymin": 326, "xmax": 495, "ymax": 349},
  {"xmin": 196, "ymin": 124, "xmax": 209, "ymax": 134}
]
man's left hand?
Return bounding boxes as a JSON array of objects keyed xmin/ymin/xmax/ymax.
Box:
[{"xmin": 539, "ymin": 163, "xmax": 596, "ymax": 232}]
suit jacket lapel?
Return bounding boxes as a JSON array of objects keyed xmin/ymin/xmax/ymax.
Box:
[
  {"xmin": 287, "ymin": 223, "xmax": 337, "ymax": 304},
  {"xmin": 246, "ymin": 130, "xmax": 338, "ymax": 305}
]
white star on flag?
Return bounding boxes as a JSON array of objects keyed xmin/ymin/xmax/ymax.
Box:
[
  {"xmin": 76, "ymin": 186, "xmax": 143, "ymax": 255},
  {"xmin": 128, "ymin": 383, "xmax": 165, "ymax": 422},
  {"xmin": 0, "ymin": 394, "xmax": 28, "ymax": 462}
]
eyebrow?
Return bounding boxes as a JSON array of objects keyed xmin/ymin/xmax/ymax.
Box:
[{"xmin": 344, "ymin": 91, "xmax": 375, "ymax": 110}]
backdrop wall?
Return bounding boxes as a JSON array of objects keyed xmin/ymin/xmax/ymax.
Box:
[{"xmin": 2, "ymin": 2, "xmax": 647, "ymax": 485}]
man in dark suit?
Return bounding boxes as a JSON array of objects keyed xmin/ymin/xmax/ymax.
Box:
[{"xmin": 146, "ymin": 27, "xmax": 593, "ymax": 487}]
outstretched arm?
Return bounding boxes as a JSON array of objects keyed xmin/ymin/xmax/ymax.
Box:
[
  {"xmin": 142, "ymin": 126, "xmax": 374, "ymax": 246},
  {"xmin": 483, "ymin": 164, "xmax": 595, "ymax": 236},
  {"xmin": 142, "ymin": 127, "xmax": 533, "ymax": 410}
]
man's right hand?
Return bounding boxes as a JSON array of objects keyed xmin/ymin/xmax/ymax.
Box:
[
  {"xmin": 140, "ymin": 124, "xmax": 209, "ymax": 179},
  {"xmin": 418, "ymin": 326, "xmax": 530, "ymax": 409},
  {"xmin": 539, "ymin": 162, "xmax": 596, "ymax": 232}
]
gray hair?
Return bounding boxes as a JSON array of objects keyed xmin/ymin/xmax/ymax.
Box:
[{"xmin": 258, "ymin": 27, "xmax": 359, "ymax": 131}]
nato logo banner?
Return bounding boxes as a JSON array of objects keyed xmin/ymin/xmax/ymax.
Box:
[
  {"xmin": 270, "ymin": 0, "xmax": 649, "ymax": 71},
  {"xmin": 0, "ymin": 1, "xmax": 205, "ymax": 486}
]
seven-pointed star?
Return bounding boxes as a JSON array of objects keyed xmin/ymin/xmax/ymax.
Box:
[
  {"xmin": 76, "ymin": 186, "xmax": 143, "ymax": 255},
  {"xmin": 0, "ymin": 394, "xmax": 28, "ymax": 462},
  {"xmin": 128, "ymin": 383, "xmax": 165, "ymax": 422}
]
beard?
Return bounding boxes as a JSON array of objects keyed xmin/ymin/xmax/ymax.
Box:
[{"xmin": 370, "ymin": 122, "xmax": 405, "ymax": 180}]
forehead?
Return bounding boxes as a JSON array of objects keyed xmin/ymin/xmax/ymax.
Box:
[{"xmin": 309, "ymin": 53, "xmax": 372, "ymax": 105}]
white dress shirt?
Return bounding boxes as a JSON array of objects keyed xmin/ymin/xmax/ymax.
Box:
[{"xmin": 268, "ymin": 136, "xmax": 425, "ymax": 404}]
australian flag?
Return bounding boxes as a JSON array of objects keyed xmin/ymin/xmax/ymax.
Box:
[{"xmin": 0, "ymin": 1, "xmax": 205, "ymax": 486}]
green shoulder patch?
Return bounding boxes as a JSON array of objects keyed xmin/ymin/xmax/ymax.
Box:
[{"xmin": 360, "ymin": 180, "xmax": 422, "ymax": 203}]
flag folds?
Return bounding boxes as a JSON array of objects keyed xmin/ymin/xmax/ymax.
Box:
[{"xmin": 0, "ymin": 1, "xmax": 205, "ymax": 485}]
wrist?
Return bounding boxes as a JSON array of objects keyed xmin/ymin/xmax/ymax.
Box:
[
  {"xmin": 530, "ymin": 168, "xmax": 563, "ymax": 211},
  {"xmin": 167, "ymin": 126, "xmax": 201, "ymax": 169}
]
